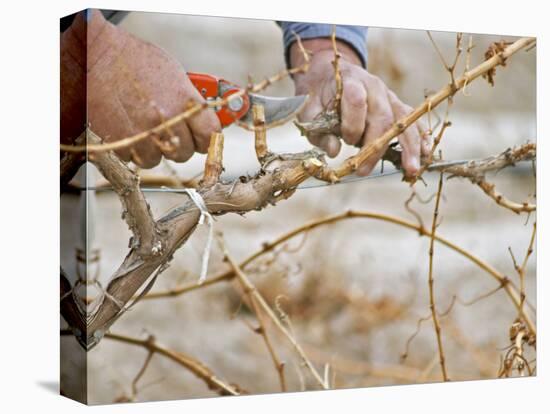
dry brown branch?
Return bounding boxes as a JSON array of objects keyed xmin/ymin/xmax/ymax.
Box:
[
  {"xmin": 219, "ymin": 237, "xmax": 327, "ymax": 390},
  {"xmin": 499, "ymin": 319, "xmax": 536, "ymax": 377},
  {"xmin": 483, "ymin": 40, "xmax": 513, "ymax": 87},
  {"xmin": 436, "ymin": 143, "xmax": 536, "ymax": 214},
  {"xmin": 295, "ymin": 37, "xmax": 535, "ymax": 178},
  {"xmin": 436, "ymin": 143, "xmax": 536, "ymax": 177},
  {"xmin": 475, "ymin": 180, "xmax": 535, "ymax": 214},
  {"xmin": 461, "ymin": 35, "xmax": 475, "ymax": 95},
  {"xmin": 331, "ymin": 25, "xmax": 343, "ymax": 114},
  {"xmin": 62, "ymin": 132, "xmax": 169, "ymax": 348},
  {"xmin": 142, "ymin": 206, "xmax": 506, "ymax": 301},
  {"xmin": 201, "ymin": 132, "xmax": 225, "ymax": 187},
  {"xmin": 520, "ymin": 222, "xmax": 537, "ymax": 309},
  {"xmin": 400, "ymin": 313, "xmax": 432, "ymax": 361},
  {"xmin": 127, "ymin": 347, "xmax": 154, "ymax": 401},
  {"xmin": 77, "ymin": 144, "xmax": 330, "ymax": 348},
  {"xmin": 103, "ymin": 333, "xmax": 241, "ymax": 395},
  {"xmin": 89, "ymin": 132, "xmax": 158, "ymax": 256},
  {"xmin": 400, "ymin": 288, "xmax": 457, "ymax": 363},
  {"xmin": 509, "ymin": 221, "xmax": 536, "ymax": 316},
  {"xmin": 455, "ymin": 285, "xmax": 505, "ymax": 306},
  {"xmin": 67, "ymin": 173, "xmax": 199, "ymax": 193},
  {"xmin": 60, "ymin": 329, "xmax": 241, "ymax": 395},
  {"xmin": 227, "ymin": 239, "xmax": 287, "ymax": 391},
  {"xmin": 404, "ymin": 190, "xmax": 426, "ymax": 229},
  {"xmin": 427, "ymin": 31, "xmax": 463, "ymax": 87},
  {"xmin": 141, "ymin": 209, "xmax": 534, "ymax": 338},
  {"xmin": 61, "ymin": 36, "xmax": 536, "ymax": 352},
  {"xmin": 241, "ymin": 290, "xmax": 287, "ymax": 392},
  {"xmin": 60, "ymin": 35, "xmax": 310, "ymax": 154},
  {"xmin": 415, "ymin": 120, "xmax": 452, "ymax": 180},
  {"xmin": 427, "ymin": 172, "xmax": 449, "ymax": 381},
  {"xmin": 253, "ymin": 104, "xmax": 269, "ymax": 161},
  {"xmin": 333, "ymin": 37, "xmax": 534, "ymax": 178}
]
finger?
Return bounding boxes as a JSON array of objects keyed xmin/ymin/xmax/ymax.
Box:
[
  {"xmin": 356, "ymin": 118, "xmax": 392, "ymax": 176},
  {"xmin": 417, "ymin": 120, "xmax": 432, "ymax": 157},
  {"xmin": 340, "ymin": 79, "xmax": 367, "ymax": 146},
  {"xmin": 319, "ymin": 134, "xmax": 341, "ymax": 158},
  {"xmin": 161, "ymin": 121, "xmax": 196, "ymax": 163},
  {"xmin": 356, "ymin": 81, "xmax": 395, "ymax": 176},
  {"xmin": 186, "ymin": 103, "xmax": 222, "ymax": 154},
  {"xmin": 414, "ymin": 116, "xmax": 432, "ymax": 156},
  {"xmin": 298, "ymin": 93, "xmax": 324, "ymax": 123},
  {"xmin": 131, "ymin": 137, "xmax": 162, "ymax": 169},
  {"xmin": 298, "ymin": 96, "xmax": 332, "ymax": 150},
  {"xmin": 387, "ymin": 91, "xmax": 421, "ymax": 176},
  {"xmin": 180, "ymin": 76, "xmax": 222, "ymax": 154}
]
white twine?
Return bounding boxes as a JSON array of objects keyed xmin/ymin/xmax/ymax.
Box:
[{"xmin": 178, "ymin": 188, "xmax": 214, "ymax": 284}]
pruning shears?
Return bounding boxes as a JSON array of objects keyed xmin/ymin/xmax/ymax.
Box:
[{"xmin": 187, "ymin": 72, "xmax": 308, "ymax": 128}]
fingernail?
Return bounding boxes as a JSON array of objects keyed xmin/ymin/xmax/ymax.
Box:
[
  {"xmin": 327, "ymin": 139, "xmax": 339, "ymax": 157},
  {"xmin": 323, "ymin": 135, "xmax": 341, "ymax": 158},
  {"xmin": 407, "ymin": 157, "xmax": 420, "ymax": 175}
]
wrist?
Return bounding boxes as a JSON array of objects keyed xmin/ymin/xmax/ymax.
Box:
[{"xmin": 289, "ymin": 38, "xmax": 363, "ymax": 68}]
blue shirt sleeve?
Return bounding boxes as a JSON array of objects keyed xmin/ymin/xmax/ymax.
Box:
[{"xmin": 279, "ymin": 22, "xmax": 368, "ymax": 68}]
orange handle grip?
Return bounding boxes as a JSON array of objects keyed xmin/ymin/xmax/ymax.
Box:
[{"xmin": 187, "ymin": 72, "xmax": 250, "ymax": 127}]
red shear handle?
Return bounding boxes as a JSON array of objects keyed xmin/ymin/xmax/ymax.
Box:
[{"xmin": 187, "ymin": 72, "xmax": 250, "ymax": 128}]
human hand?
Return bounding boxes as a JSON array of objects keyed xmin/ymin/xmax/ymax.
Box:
[
  {"xmin": 290, "ymin": 38, "xmax": 430, "ymax": 176},
  {"xmin": 60, "ymin": 10, "xmax": 221, "ymax": 168}
]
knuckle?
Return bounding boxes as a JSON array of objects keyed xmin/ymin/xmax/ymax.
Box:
[
  {"xmin": 398, "ymin": 103, "xmax": 414, "ymax": 116},
  {"xmin": 341, "ymin": 120, "xmax": 364, "ymax": 142},
  {"xmin": 202, "ymin": 113, "xmax": 221, "ymax": 136},
  {"xmin": 168, "ymin": 148, "xmax": 193, "ymax": 163},
  {"xmin": 193, "ymin": 135, "xmax": 209, "ymax": 153},
  {"xmin": 378, "ymin": 115, "xmax": 395, "ymax": 131},
  {"xmin": 403, "ymin": 158, "xmax": 419, "ymax": 175},
  {"xmin": 371, "ymin": 75, "xmax": 387, "ymax": 90},
  {"xmin": 343, "ymin": 84, "xmax": 367, "ymax": 109},
  {"xmin": 134, "ymin": 152, "xmax": 161, "ymax": 169}
]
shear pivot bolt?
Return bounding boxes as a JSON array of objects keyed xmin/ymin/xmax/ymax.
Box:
[{"xmin": 228, "ymin": 96, "xmax": 244, "ymax": 112}]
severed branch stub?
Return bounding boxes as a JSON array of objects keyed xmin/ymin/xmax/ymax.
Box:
[
  {"xmin": 201, "ymin": 132, "xmax": 225, "ymax": 188},
  {"xmin": 253, "ymin": 104, "xmax": 270, "ymax": 162}
]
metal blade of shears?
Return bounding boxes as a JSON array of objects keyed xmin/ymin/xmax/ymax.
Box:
[{"xmin": 238, "ymin": 93, "xmax": 308, "ymax": 129}]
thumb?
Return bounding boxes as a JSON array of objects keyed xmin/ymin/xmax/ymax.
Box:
[{"xmin": 298, "ymin": 95, "xmax": 341, "ymax": 157}]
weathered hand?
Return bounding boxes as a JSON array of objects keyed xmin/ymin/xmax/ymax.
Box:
[
  {"xmin": 290, "ymin": 38, "xmax": 430, "ymax": 176},
  {"xmin": 60, "ymin": 10, "xmax": 221, "ymax": 168}
]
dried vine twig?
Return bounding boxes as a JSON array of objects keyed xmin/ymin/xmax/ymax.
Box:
[
  {"xmin": 60, "ymin": 329, "xmax": 241, "ymax": 396},
  {"xmin": 219, "ymin": 237, "xmax": 328, "ymax": 390},
  {"xmin": 427, "ymin": 172, "xmax": 449, "ymax": 381}
]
